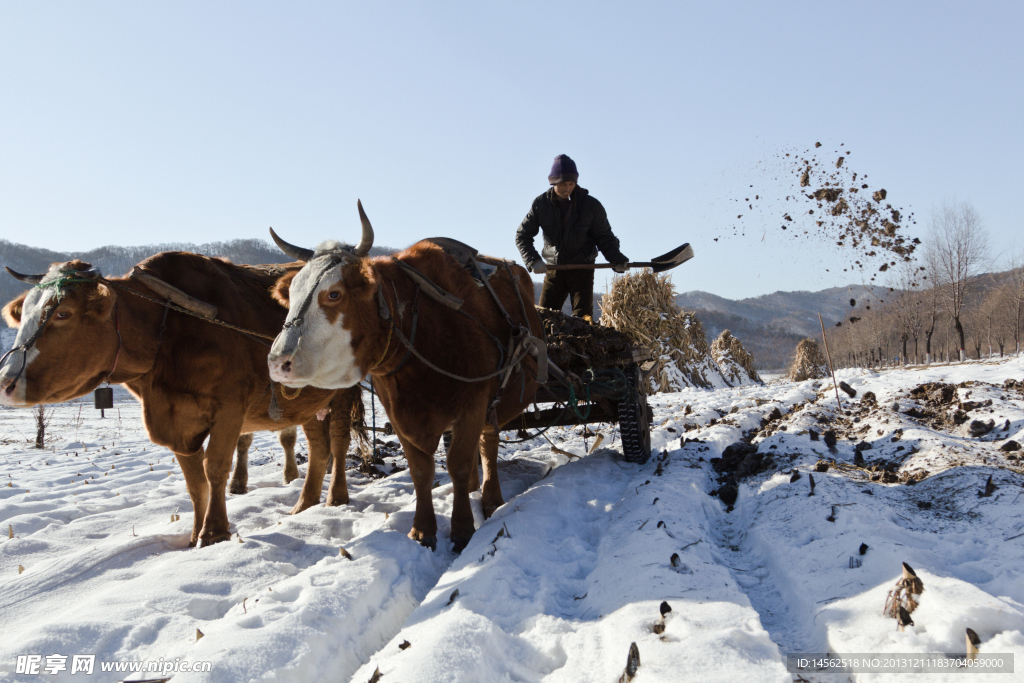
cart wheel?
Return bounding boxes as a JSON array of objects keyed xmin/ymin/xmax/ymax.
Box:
[{"xmin": 618, "ymin": 379, "xmax": 651, "ymax": 464}]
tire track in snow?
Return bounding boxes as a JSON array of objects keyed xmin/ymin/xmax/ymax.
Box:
[{"xmin": 710, "ymin": 490, "xmax": 852, "ymax": 683}]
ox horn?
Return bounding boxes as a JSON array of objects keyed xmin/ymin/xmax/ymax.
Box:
[
  {"xmin": 268, "ymin": 228, "xmax": 315, "ymax": 263},
  {"xmin": 4, "ymin": 266, "xmax": 45, "ymax": 284},
  {"xmin": 353, "ymin": 199, "xmax": 375, "ymax": 257}
]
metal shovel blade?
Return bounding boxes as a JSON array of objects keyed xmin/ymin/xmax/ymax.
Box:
[{"xmin": 649, "ymin": 243, "xmax": 693, "ymax": 273}]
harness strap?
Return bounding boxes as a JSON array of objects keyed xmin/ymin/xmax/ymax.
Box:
[
  {"xmin": 383, "ymin": 287, "xmax": 420, "ymax": 376},
  {"xmin": 282, "ymin": 255, "xmax": 343, "ymax": 331},
  {"xmin": 0, "ymin": 303, "xmax": 59, "ymax": 387},
  {"xmin": 100, "ymin": 304, "xmax": 122, "ymax": 385}
]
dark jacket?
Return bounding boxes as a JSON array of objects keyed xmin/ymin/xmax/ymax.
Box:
[{"xmin": 515, "ymin": 186, "xmax": 626, "ymax": 268}]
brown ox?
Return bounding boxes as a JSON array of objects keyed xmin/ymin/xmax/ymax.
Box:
[
  {"xmin": 0, "ymin": 254, "xmax": 363, "ymax": 547},
  {"xmin": 266, "ymin": 205, "xmax": 543, "ymax": 552}
]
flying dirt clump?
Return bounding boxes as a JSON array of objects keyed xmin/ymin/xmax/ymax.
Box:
[{"xmin": 721, "ymin": 142, "xmax": 921, "ymax": 287}]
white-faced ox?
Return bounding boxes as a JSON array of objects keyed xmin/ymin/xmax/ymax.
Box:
[
  {"xmin": 0, "ymin": 255, "xmax": 363, "ymax": 547},
  {"xmin": 266, "ymin": 203, "xmax": 543, "ymax": 552}
]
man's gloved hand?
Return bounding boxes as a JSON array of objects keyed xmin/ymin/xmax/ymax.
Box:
[
  {"xmin": 530, "ymin": 261, "xmax": 548, "ymax": 275},
  {"xmin": 612, "ymin": 261, "xmax": 629, "ymax": 273}
]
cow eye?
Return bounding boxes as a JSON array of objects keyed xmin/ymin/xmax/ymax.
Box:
[
  {"xmin": 327, "ymin": 291, "xmax": 341, "ymax": 301},
  {"xmin": 54, "ymin": 310, "xmax": 72, "ymax": 320}
]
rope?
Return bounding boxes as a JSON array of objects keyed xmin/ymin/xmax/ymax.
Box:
[
  {"xmin": 279, "ymin": 384, "xmax": 302, "ymax": 400},
  {"xmin": 567, "ymin": 383, "xmax": 592, "ymax": 420},
  {"xmin": 101, "ymin": 278, "xmax": 277, "ymax": 346},
  {"xmin": 386, "ymin": 316, "xmax": 531, "ymax": 383},
  {"xmin": 100, "ymin": 305, "xmax": 122, "ymax": 385},
  {"xmin": 498, "ymin": 404, "xmax": 573, "ymax": 444},
  {"xmin": 35, "ymin": 277, "xmax": 96, "ymax": 300},
  {"xmin": 369, "ymin": 324, "xmax": 394, "ymax": 370}
]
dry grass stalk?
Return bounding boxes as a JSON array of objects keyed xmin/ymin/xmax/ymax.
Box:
[
  {"xmin": 599, "ymin": 270, "xmax": 724, "ymax": 391},
  {"xmin": 884, "ymin": 562, "xmax": 924, "ymax": 627},
  {"xmin": 788, "ymin": 338, "xmax": 828, "ymax": 381},
  {"xmin": 711, "ymin": 330, "xmax": 762, "ymax": 385}
]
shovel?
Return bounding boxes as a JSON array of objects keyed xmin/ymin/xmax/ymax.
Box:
[{"xmin": 546, "ymin": 243, "xmax": 693, "ymax": 274}]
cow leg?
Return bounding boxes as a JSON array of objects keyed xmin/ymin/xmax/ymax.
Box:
[
  {"xmin": 290, "ymin": 419, "xmax": 330, "ymax": 514},
  {"xmin": 402, "ymin": 439, "xmax": 440, "ymax": 551},
  {"xmin": 199, "ymin": 416, "xmax": 244, "ymax": 547},
  {"xmin": 446, "ymin": 417, "xmax": 486, "ymax": 553},
  {"xmin": 228, "ymin": 433, "xmax": 254, "ymax": 495},
  {"xmin": 479, "ymin": 426, "xmax": 504, "ymax": 519},
  {"xmin": 176, "ymin": 453, "xmax": 210, "ymax": 547},
  {"xmin": 279, "ymin": 426, "xmax": 299, "ymax": 483},
  {"xmin": 467, "ymin": 447, "xmax": 481, "ymax": 492},
  {"xmin": 325, "ymin": 407, "xmax": 351, "ymax": 507}
]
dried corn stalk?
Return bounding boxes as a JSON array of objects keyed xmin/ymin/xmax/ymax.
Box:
[
  {"xmin": 599, "ymin": 270, "xmax": 726, "ymax": 392},
  {"xmin": 711, "ymin": 330, "xmax": 762, "ymax": 386},
  {"xmin": 788, "ymin": 338, "xmax": 828, "ymax": 381}
]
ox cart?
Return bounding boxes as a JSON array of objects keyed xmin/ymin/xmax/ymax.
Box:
[{"xmin": 502, "ymin": 331, "xmax": 656, "ymax": 464}]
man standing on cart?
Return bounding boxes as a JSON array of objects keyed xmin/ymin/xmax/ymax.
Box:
[{"xmin": 515, "ymin": 154, "xmax": 629, "ymax": 321}]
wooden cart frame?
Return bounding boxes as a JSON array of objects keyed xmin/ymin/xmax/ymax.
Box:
[{"xmin": 502, "ymin": 347, "xmax": 656, "ymax": 464}]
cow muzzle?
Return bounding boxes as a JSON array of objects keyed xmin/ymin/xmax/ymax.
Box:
[
  {"xmin": 268, "ymin": 327, "xmax": 304, "ymax": 385},
  {"xmin": 0, "ymin": 372, "xmax": 26, "ymax": 406}
]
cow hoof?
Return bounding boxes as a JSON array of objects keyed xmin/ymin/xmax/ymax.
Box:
[
  {"xmin": 482, "ymin": 501, "xmax": 503, "ymax": 519},
  {"xmin": 325, "ymin": 492, "xmax": 350, "ymax": 507},
  {"xmin": 228, "ymin": 479, "xmax": 247, "ymax": 495},
  {"xmin": 289, "ymin": 498, "xmax": 319, "ymax": 515},
  {"xmin": 282, "ymin": 468, "xmax": 300, "ymax": 484},
  {"xmin": 451, "ymin": 535, "xmax": 471, "ymax": 554},
  {"xmin": 198, "ymin": 531, "xmax": 232, "ymax": 547},
  {"xmin": 409, "ymin": 529, "xmax": 437, "ymax": 551}
]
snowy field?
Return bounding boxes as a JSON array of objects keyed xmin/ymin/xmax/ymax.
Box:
[{"xmin": 2, "ymin": 357, "xmax": 1023, "ymax": 682}]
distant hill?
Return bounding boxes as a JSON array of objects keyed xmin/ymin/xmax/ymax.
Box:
[
  {"xmin": 675, "ymin": 285, "xmax": 879, "ymax": 371},
  {"xmin": 677, "ymin": 285, "xmax": 876, "ymax": 338},
  {"xmin": 0, "ymin": 238, "xmax": 394, "ymax": 310},
  {"xmin": 528, "ymin": 280, "xmax": 874, "ymax": 371}
]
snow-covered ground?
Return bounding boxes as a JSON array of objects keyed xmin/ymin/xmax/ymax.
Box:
[{"xmin": 2, "ymin": 357, "xmax": 1023, "ymax": 682}]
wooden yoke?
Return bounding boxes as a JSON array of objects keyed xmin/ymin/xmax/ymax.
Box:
[{"xmin": 130, "ymin": 268, "xmax": 219, "ymax": 320}]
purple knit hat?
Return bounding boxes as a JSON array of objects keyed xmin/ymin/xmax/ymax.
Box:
[{"xmin": 548, "ymin": 154, "xmax": 579, "ymax": 184}]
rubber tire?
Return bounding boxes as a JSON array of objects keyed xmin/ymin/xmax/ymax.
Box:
[{"xmin": 618, "ymin": 380, "xmax": 652, "ymax": 464}]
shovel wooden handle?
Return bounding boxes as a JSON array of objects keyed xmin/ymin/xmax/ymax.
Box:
[
  {"xmin": 546, "ymin": 263, "xmax": 629, "ymax": 271},
  {"xmin": 543, "ymin": 243, "xmax": 693, "ymax": 274}
]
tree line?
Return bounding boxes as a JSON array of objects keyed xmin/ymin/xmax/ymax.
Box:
[{"xmin": 823, "ymin": 200, "xmax": 1023, "ymax": 369}]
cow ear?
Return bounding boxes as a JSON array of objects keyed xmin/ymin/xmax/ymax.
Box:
[
  {"xmin": 272, "ymin": 271, "xmax": 298, "ymax": 308},
  {"xmin": 342, "ymin": 260, "xmax": 377, "ymax": 300},
  {"xmin": 84, "ymin": 284, "xmax": 116, "ymax": 319},
  {"xmin": 2, "ymin": 293, "xmax": 27, "ymax": 327}
]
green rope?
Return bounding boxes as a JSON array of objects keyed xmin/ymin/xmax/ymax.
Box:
[
  {"xmin": 34, "ymin": 277, "xmax": 95, "ymax": 301},
  {"xmin": 567, "ymin": 382, "xmax": 592, "ymax": 420}
]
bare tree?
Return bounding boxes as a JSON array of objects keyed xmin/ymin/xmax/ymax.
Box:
[
  {"xmin": 982, "ymin": 285, "xmax": 1016, "ymax": 357},
  {"xmin": 1007, "ymin": 251, "xmax": 1024, "ymax": 355},
  {"xmin": 924, "ymin": 201, "xmax": 990, "ymax": 361},
  {"xmin": 923, "ymin": 278, "xmax": 942, "ymax": 363},
  {"xmin": 889, "ymin": 264, "xmax": 926, "ymax": 364}
]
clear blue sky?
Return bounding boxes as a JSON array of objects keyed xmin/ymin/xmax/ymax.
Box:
[{"xmin": 1, "ymin": 1, "xmax": 1020, "ymax": 299}]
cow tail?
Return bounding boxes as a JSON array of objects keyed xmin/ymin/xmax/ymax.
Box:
[{"xmin": 349, "ymin": 389, "xmax": 373, "ymax": 465}]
